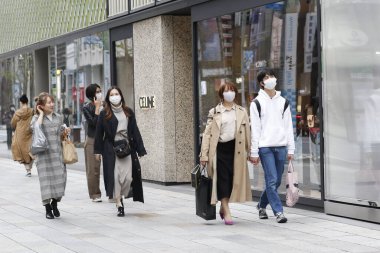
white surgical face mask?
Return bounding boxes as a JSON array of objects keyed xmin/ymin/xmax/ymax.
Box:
[
  {"xmin": 223, "ymin": 91, "xmax": 235, "ymax": 102},
  {"xmin": 263, "ymin": 77, "xmax": 277, "ymax": 90},
  {"xmin": 95, "ymin": 93, "xmax": 102, "ymax": 100},
  {"xmin": 109, "ymin": 95, "xmax": 121, "ymax": 105}
]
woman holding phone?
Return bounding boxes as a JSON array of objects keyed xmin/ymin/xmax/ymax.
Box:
[
  {"xmin": 82, "ymin": 83, "xmax": 103, "ymax": 203},
  {"xmin": 31, "ymin": 92, "xmax": 70, "ymax": 219}
]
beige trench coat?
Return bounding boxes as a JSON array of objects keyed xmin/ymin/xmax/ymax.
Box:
[
  {"xmin": 199, "ymin": 103, "xmax": 252, "ymax": 205},
  {"xmin": 11, "ymin": 107, "xmax": 34, "ymax": 164}
]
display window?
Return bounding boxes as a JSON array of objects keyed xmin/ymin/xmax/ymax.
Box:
[{"xmin": 196, "ymin": 0, "xmax": 321, "ymax": 200}]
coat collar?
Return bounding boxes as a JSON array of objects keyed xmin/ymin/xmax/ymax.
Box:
[{"xmin": 214, "ymin": 103, "xmax": 245, "ymax": 131}]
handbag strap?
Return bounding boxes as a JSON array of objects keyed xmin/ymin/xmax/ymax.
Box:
[{"xmin": 113, "ymin": 130, "xmax": 129, "ymax": 144}]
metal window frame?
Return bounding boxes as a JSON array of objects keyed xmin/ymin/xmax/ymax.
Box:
[{"xmin": 107, "ymin": 0, "xmax": 179, "ymax": 18}]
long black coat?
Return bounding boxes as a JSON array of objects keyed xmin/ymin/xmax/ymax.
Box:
[{"xmin": 94, "ymin": 108, "xmax": 147, "ymax": 202}]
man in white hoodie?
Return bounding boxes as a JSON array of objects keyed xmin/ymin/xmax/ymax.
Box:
[{"xmin": 249, "ymin": 69, "xmax": 295, "ymax": 223}]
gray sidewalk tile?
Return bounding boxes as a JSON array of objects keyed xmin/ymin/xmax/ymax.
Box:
[{"xmin": 0, "ymin": 156, "xmax": 380, "ymax": 253}]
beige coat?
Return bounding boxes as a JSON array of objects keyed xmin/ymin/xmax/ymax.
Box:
[
  {"xmin": 199, "ymin": 103, "xmax": 252, "ymax": 205},
  {"xmin": 11, "ymin": 107, "xmax": 34, "ymax": 164}
]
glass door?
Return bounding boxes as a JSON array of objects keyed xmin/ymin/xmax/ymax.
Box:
[
  {"xmin": 115, "ymin": 38, "xmax": 134, "ymax": 109},
  {"xmin": 111, "ymin": 25, "xmax": 134, "ymax": 109}
]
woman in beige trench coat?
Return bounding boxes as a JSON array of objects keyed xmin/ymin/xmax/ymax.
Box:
[
  {"xmin": 11, "ymin": 94, "xmax": 34, "ymax": 176},
  {"xmin": 199, "ymin": 82, "xmax": 252, "ymax": 225}
]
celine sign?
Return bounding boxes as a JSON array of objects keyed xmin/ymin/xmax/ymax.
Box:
[{"xmin": 139, "ymin": 96, "xmax": 155, "ymax": 109}]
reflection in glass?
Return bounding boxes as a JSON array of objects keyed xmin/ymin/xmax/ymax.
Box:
[
  {"xmin": 115, "ymin": 38, "xmax": 134, "ymax": 109},
  {"xmin": 322, "ymin": 0, "xmax": 380, "ymax": 205},
  {"xmin": 0, "ymin": 54, "xmax": 35, "ymax": 126},
  {"xmin": 197, "ymin": 0, "xmax": 321, "ymax": 200},
  {"xmin": 47, "ymin": 31, "xmax": 110, "ymax": 143}
]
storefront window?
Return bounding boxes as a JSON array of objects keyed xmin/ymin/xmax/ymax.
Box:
[
  {"xmin": 115, "ymin": 37, "xmax": 134, "ymax": 109},
  {"xmin": 48, "ymin": 31, "xmax": 110, "ymax": 141},
  {"xmin": 322, "ymin": 0, "xmax": 380, "ymax": 205},
  {"xmin": 1, "ymin": 53, "xmax": 35, "ymax": 125},
  {"xmin": 197, "ymin": 0, "xmax": 321, "ymax": 200}
]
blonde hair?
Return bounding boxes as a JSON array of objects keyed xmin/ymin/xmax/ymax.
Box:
[{"xmin": 35, "ymin": 92, "xmax": 54, "ymax": 115}]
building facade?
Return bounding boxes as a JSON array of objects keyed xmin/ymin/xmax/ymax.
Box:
[{"xmin": 0, "ymin": 0, "xmax": 379, "ymax": 223}]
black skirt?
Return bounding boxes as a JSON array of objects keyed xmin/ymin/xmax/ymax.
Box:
[{"xmin": 216, "ymin": 139, "xmax": 235, "ymax": 200}]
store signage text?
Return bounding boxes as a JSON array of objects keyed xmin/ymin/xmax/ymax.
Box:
[{"xmin": 139, "ymin": 96, "xmax": 155, "ymax": 109}]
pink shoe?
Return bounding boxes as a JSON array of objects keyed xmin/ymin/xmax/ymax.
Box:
[{"xmin": 224, "ymin": 219, "xmax": 234, "ymax": 225}]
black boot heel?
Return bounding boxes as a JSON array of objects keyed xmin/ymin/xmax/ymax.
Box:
[
  {"xmin": 51, "ymin": 199, "xmax": 60, "ymax": 217},
  {"xmin": 117, "ymin": 206, "xmax": 125, "ymax": 217},
  {"xmin": 44, "ymin": 204, "xmax": 54, "ymax": 219}
]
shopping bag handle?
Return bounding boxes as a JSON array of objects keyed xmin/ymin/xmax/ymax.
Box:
[
  {"xmin": 200, "ymin": 164, "xmax": 209, "ymax": 177},
  {"xmin": 287, "ymin": 160, "xmax": 295, "ymax": 173}
]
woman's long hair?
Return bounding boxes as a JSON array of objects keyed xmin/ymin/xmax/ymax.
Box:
[{"xmin": 104, "ymin": 86, "xmax": 131, "ymax": 120}]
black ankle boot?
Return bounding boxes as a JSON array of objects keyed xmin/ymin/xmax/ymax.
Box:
[
  {"xmin": 117, "ymin": 206, "xmax": 125, "ymax": 217},
  {"xmin": 51, "ymin": 199, "xmax": 60, "ymax": 217},
  {"xmin": 44, "ymin": 204, "xmax": 54, "ymax": 219}
]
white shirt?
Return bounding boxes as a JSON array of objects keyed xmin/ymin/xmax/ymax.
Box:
[{"xmin": 219, "ymin": 104, "xmax": 236, "ymax": 142}]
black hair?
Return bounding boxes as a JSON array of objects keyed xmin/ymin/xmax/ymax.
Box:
[
  {"xmin": 85, "ymin": 83, "xmax": 100, "ymax": 100},
  {"xmin": 19, "ymin": 94, "xmax": 28, "ymax": 104},
  {"xmin": 63, "ymin": 108, "xmax": 71, "ymax": 115},
  {"xmin": 257, "ymin": 69, "xmax": 276, "ymax": 84}
]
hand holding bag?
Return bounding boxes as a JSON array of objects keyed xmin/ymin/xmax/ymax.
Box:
[
  {"xmin": 62, "ymin": 133, "xmax": 78, "ymax": 164},
  {"xmin": 30, "ymin": 122, "xmax": 49, "ymax": 155},
  {"xmin": 286, "ymin": 161, "xmax": 299, "ymax": 207},
  {"xmin": 195, "ymin": 166, "xmax": 216, "ymax": 220}
]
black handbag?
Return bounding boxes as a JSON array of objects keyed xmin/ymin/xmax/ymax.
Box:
[
  {"xmin": 195, "ymin": 167, "xmax": 216, "ymax": 220},
  {"xmin": 113, "ymin": 138, "xmax": 132, "ymax": 158}
]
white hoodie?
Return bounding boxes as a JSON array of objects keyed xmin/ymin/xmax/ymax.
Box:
[{"xmin": 250, "ymin": 89, "xmax": 295, "ymax": 157}]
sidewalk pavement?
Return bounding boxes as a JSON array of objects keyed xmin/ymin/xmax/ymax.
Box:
[{"xmin": 1, "ymin": 158, "xmax": 380, "ymax": 253}]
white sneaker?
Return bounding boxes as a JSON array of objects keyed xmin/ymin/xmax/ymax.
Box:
[{"xmin": 92, "ymin": 197, "xmax": 102, "ymax": 202}]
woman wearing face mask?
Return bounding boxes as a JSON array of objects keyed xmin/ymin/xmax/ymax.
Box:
[
  {"xmin": 199, "ymin": 82, "xmax": 252, "ymax": 225},
  {"xmin": 82, "ymin": 83, "xmax": 103, "ymax": 203},
  {"xmin": 31, "ymin": 92, "xmax": 71, "ymax": 219},
  {"xmin": 94, "ymin": 87, "xmax": 147, "ymax": 217}
]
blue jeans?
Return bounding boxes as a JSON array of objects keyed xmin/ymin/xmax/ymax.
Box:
[{"xmin": 258, "ymin": 146, "xmax": 287, "ymax": 215}]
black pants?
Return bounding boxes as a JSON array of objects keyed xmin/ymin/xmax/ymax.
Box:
[
  {"xmin": 6, "ymin": 128, "xmax": 12, "ymax": 149},
  {"xmin": 216, "ymin": 139, "xmax": 235, "ymax": 200}
]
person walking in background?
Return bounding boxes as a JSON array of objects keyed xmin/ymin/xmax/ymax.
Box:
[
  {"xmin": 94, "ymin": 86, "xmax": 146, "ymax": 217},
  {"xmin": 2, "ymin": 104, "xmax": 15, "ymax": 149},
  {"xmin": 11, "ymin": 94, "xmax": 34, "ymax": 176},
  {"xmin": 82, "ymin": 83, "xmax": 103, "ymax": 203},
  {"xmin": 249, "ymin": 69, "xmax": 295, "ymax": 223},
  {"xmin": 31, "ymin": 92, "xmax": 70, "ymax": 219},
  {"xmin": 62, "ymin": 108, "xmax": 72, "ymax": 127},
  {"xmin": 199, "ymin": 81, "xmax": 252, "ymax": 225}
]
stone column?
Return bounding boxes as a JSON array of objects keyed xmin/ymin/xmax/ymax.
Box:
[{"xmin": 133, "ymin": 16, "xmax": 193, "ymax": 184}]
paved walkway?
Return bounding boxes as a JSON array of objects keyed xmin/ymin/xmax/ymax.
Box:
[{"xmin": 1, "ymin": 156, "xmax": 380, "ymax": 253}]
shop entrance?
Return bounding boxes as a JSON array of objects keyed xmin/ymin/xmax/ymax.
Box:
[{"xmin": 110, "ymin": 24, "xmax": 134, "ymax": 109}]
